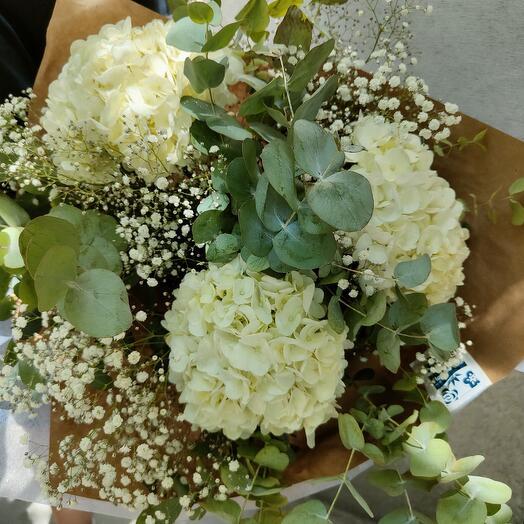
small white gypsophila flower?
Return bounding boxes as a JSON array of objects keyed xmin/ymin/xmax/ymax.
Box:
[
  {"xmin": 41, "ymin": 18, "xmax": 245, "ymax": 184},
  {"xmin": 340, "ymin": 115, "xmax": 470, "ymax": 304},
  {"xmin": 163, "ymin": 256, "xmax": 348, "ymax": 447}
]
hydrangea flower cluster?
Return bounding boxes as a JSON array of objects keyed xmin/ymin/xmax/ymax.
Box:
[
  {"xmin": 41, "ymin": 18, "xmax": 245, "ymax": 184},
  {"xmin": 337, "ymin": 116, "xmax": 470, "ymax": 303},
  {"xmin": 163, "ymin": 256, "xmax": 348, "ymax": 447}
]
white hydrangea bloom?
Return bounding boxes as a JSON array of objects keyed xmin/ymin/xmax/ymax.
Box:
[
  {"xmin": 41, "ymin": 18, "xmax": 244, "ymax": 184},
  {"xmin": 343, "ymin": 115, "xmax": 469, "ymax": 304},
  {"xmin": 162, "ymin": 256, "xmax": 348, "ymax": 447}
]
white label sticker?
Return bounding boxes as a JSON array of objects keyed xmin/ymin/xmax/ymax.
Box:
[{"xmin": 426, "ymin": 351, "xmax": 492, "ymax": 411}]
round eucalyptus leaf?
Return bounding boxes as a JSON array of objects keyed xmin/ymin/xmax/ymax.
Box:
[
  {"xmin": 166, "ymin": 17, "xmax": 206, "ymax": 52},
  {"xmin": 259, "ymin": 185, "xmax": 294, "ymax": 233},
  {"xmin": 379, "ymin": 507, "xmax": 434, "ymax": 524},
  {"xmin": 407, "ymin": 438, "xmax": 453, "ymax": 478},
  {"xmin": 394, "ymin": 255, "xmax": 431, "ymax": 289},
  {"xmin": 293, "ymin": 119, "xmax": 344, "ymax": 179},
  {"xmin": 376, "ymin": 328, "xmax": 401, "ymax": 373},
  {"xmin": 184, "ymin": 56, "xmax": 226, "ymax": 93},
  {"xmin": 197, "ymin": 192, "xmax": 230, "ymax": 214},
  {"xmin": 338, "ymin": 413, "xmax": 365, "ymax": 451},
  {"xmin": 420, "ymin": 303, "xmax": 460, "ymax": 353},
  {"xmin": 436, "ymin": 492, "xmax": 487, "ymax": 524},
  {"xmin": 34, "ymin": 245, "xmax": 77, "ymax": 311},
  {"xmin": 463, "ymin": 476, "xmax": 512, "ymax": 505},
  {"xmin": 63, "ymin": 269, "xmax": 132, "ymax": 338},
  {"xmin": 254, "ymin": 445, "xmax": 289, "ymax": 472},
  {"xmin": 282, "ymin": 500, "xmax": 328, "ymax": 524},
  {"xmin": 187, "ymin": 1, "xmax": 214, "ymax": 23},
  {"xmin": 226, "ymin": 157, "xmax": 255, "ymax": 206},
  {"xmin": 261, "ymin": 138, "xmax": 298, "ymax": 210},
  {"xmin": 297, "ymin": 200, "xmax": 333, "ymax": 234},
  {"xmin": 202, "ymin": 22, "xmax": 241, "ymax": 52},
  {"xmin": 48, "ymin": 204, "xmax": 83, "ymax": 227},
  {"xmin": 206, "ymin": 233, "xmax": 240, "ymax": 263},
  {"xmin": 192, "ymin": 210, "xmax": 224, "ymax": 244},
  {"xmin": 272, "ymin": 221, "xmax": 336, "ymax": 270},
  {"xmin": 20, "ymin": 216, "xmax": 79, "ymax": 277},
  {"xmin": 420, "ymin": 400, "xmax": 451, "ymax": 432},
  {"xmin": 238, "ymin": 200, "xmax": 272, "ymax": 257},
  {"xmin": 307, "ymin": 170, "xmax": 374, "ymax": 232},
  {"xmin": 0, "ymin": 194, "xmax": 29, "ymax": 227}
]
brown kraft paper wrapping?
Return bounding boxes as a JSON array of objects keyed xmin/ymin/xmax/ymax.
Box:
[{"xmin": 41, "ymin": 0, "xmax": 524, "ymax": 495}]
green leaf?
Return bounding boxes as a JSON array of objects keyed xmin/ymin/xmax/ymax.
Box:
[
  {"xmin": 0, "ymin": 296, "xmax": 13, "ymax": 320},
  {"xmin": 15, "ymin": 275, "xmax": 37, "ymax": 310},
  {"xmin": 510, "ymin": 200, "xmax": 524, "ymax": 226},
  {"xmin": 407, "ymin": 438, "xmax": 453, "ymax": 478},
  {"xmin": 420, "ymin": 401, "xmax": 451, "ymax": 432},
  {"xmin": 244, "ymin": 253, "xmax": 270, "ymax": 271},
  {"xmin": 345, "ymin": 480, "xmax": 374, "ymax": 518},
  {"xmin": 297, "ymin": 201, "xmax": 333, "ymax": 234},
  {"xmin": 361, "ymin": 443, "xmax": 386, "ymax": 465},
  {"xmin": 242, "ymin": 138, "xmax": 260, "ymax": 184},
  {"xmin": 0, "ymin": 227, "xmax": 24, "ymax": 269},
  {"xmin": 268, "ymin": 0, "xmax": 303, "ymax": 17},
  {"xmin": 78, "ymin": 238, "xmax": 121, "ymax": 273},
  {"xmin": 192, "ymin": 210, "xmax": 224, "ymax": 244},
  {"xmin": 62, "ymin": 269, "xmax": 132, "ymax": 338},
  {"xmin": 288, "ymin": 39, "xmax": 335, "ymax": 93},
  {"xmin": 34, "ymin": 245, "xmax": 77, "ymax": 311},
  {"xmin": 420, "ymin": 303, "xmax": 460, "ymax": 354},
  {"xmin": 79, "ymin": 210, "xmax": 127, "ymax": 253},
  {"xmin": 307, "ymin": 170, "xmax": 374, "ymax": 232},
  {"xmin": 208, "ymin": 115, "xmax": 252, "ymax": 141},
  {"xmin": 0, "ymin": 194, "xmax": 30, "ymax": 226},
  {"xmin": 203, "ymin": 499, "xmax": 242, "ymax": 524},
  {"xmin": 463, "ymin": 476, "xmax": 512, "ymax": 505},
  {"xmin": 368, "ymin": 469, "xmax": 405, "ymax": 497},
  {"xmin": 181, "ymin": 95, "xmax": 227, "ymax": 120},
  {"xmin": 379, "ymin": 507, "xmax": 434, "ymax": 524},
  {"xmin": 361, "ymin": 292, "xmax": 387, "ymax": 326},
  {"xmin": 440, "ymin": 455, "xmax": 484, "ymax": 483},
  {"xmin": 90, "ymin": 369, "xmax": 112, "ymax": 390},
  {"xmin": 166, "ymin": 16, "xmax": 206, "ymax": 51},
  {"xmin": 282, "ymin": 500, "xmax": 328, "ymax": 524},
  {"xmin": 238, "ymin": 200, "xmax": 273, "ymax": 257},
  {"xmin": 188, "ymin": 1, "xmax": 214, "ymax": 23},
  {"xmin": 254, "ymin": 445, "xmax": 290, "ymax": 471},
  {"xmin": 436, "ymin": 492, "xmax": 487, "ymax": 524},
  {"xmin": 136, "ymin": 498, "xmax": 182, "ymax": 524},
  {"xmin": 249, "ymin": 121, "xmax": 286, "ymax": 142},
  {"xmin": 20, "ymin": 216, "xmax": 79, "ymax": 277},
  {"xmin": 257, "ymin": 182, "xmax": 293, "ymax": 232},
  {"xmin": 18, "ymin": 359, "xmax": 44, "ymax": 389},
  {"xmin": 293, "ymin": 119, "xmax": 344, "ymax": 179},
  {"xmin": 327, "ymin": 296, "xmax": 345, "ymax": 333},
  {"xmin": 273, "ymin": 6, "xmax": 312, "ymax": 51},
  {"xmin": 376, "ymin": 328, "xmax": 401, "ymax": 373},
  {"xmin": 239, "ymin": 78, "xmax": 284, "ymax": 117},
  {"xmin": 49, "ymin": 204, "xmax": 83, "ymax": 227},
  {"xmin": 197, "ymin": 192, "xmax": 230, "ymax": 214},
  {"xmin": 338, "ymin": 413, "xmax": 364, "ymax": 450},
  {"xmin": 294, "ymin": 75, "xmax": 338, "ymax": 121},
  {"xmin": 394, "ymin": 255, "xmax": 431, "ymax": 289},
  {"xmin": 203, "ymin": 22, "xmax": 241, "ymax": 52},
  {"xmin": 220, "ymin": 463, "xmax": 252, "ymax": 494},
  {"xmin": 272, "ymin": 220, "xmax": 336, "ymax": 269},
  {"xmin": 388, "ymin": 293, "xmax": 428, "ymax": 331},
  {"xmin": 184, "ymin": 56, "xmax": 226, "ymax": 93},
  {"xmin": 485, "ymin": 504, "xmax": 512, "ymax": 524},
  {"xmin": 207, "ymin": 233, "xmax": 240, "ymax": 262},
  {"xmin": 261, "ymin": 139, "xmax": 298, "ymax": 209},
  {"xmin": 508, "ymin": 176, "xmax": 524, "ymax": 195},
  {"xmin": 236, "ymin": 0, "xmax": 270, "ymax": 36},
  {"xmin": 226, "ymin": 157, "xmax": 256, "ymax": 206}
]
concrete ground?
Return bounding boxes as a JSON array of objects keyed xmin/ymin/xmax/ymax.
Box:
[{"xmin": 1, "ymin": 371, "xmax": 522, "ymax": 523}]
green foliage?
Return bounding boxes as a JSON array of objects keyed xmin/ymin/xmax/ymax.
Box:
[
  {"xmin": 327, "ymin": 296, "xmax": 345, "ymax": 333},
  {"xmin": 33, "ymin": 245, "xmax": 77, "ymax": 311},
  {"xmin": 436, "ymin": 492, "xmax": 487, "ymax": 524},
  {"xmin": 62, "ymin": 269, "xmax": 132, "ymax": 338},
  {"xmin": 379, "ymin": 507, "xmax": 433, "ymax": 524},
  {"xmin": 376, "ymin": 328, "xmax": 401, "ymax": 373},
  {"xmin": 394, "ymin": 255, "xmax": 431, "ymax": 289},
  {"xmin": 508, "ymin": 176, "xmax": 524, "ymax": 225},
  {"xmin": 254, "ymin": 445, "xmax": 290, "ymax": 471},
  {"xmin": 338, "ymin": 413, "xmax": 364, "ymax": 450},
  {"xmin": 203, "ymin": 22, "xmax": 241, "ymax": 52},
  {"xmin": 0, "ymin": 194, "xmax": 30, "ymax": 226},
  {"xmin": 294, "ymin": 75, "xmax": 338, "ymax": 121},
  {"xmin": 236, "ymin": 0, "xmax": 270, "ymax": 39},
  {"xmin": 203, "ymin": 499, "xmax": 242, "ymax": 524},
  {"xmin": 187, "ymin": 1, "xmax": 214, "ymax": 24},
  {"xmin": 136, "ymin": 498, "xmax": 182, "ymax": 524},
  {"xmin": 293, "ymin": 119, "xmax": 344, "ymax": 179},
  {"xmin": 166, "ymin": 16, "xmax": 207, "ymax": 51},
  {"xmin": 260, "ymin": 139, "xmax": 299, "ymax": 210},
  {"xmin": 18, "ymin": 359, "xmax": 44, "ymax": 389},
  {"xmin": 273, "ymin": 6, "xmax": 312, "ymax": 51},
  {"xmin": 420, "ymin": 303, "xmax": 460, "ymax": 356},
  {"xmin": 193, "ymin": 210, "xmax": 225, "ymax": 243},
  {"xmin": 368, "ymin": 469, "xmax": 406, "ymax": 497},
  {"xmin": 184, "ymin": 57, "xmax": 226, "ymax": 93},
  {"xmin": 420, "ymin": 401, "xmax": 451, "ymax": 432},
  {"xmin": 282, "ymin": 500, "xmax": 328, "ymax": 524}
]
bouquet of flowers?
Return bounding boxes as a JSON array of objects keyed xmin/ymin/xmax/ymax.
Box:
[{"xmin": 0, "ymin": 0, "xmax": 521, "ymax": 522}]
